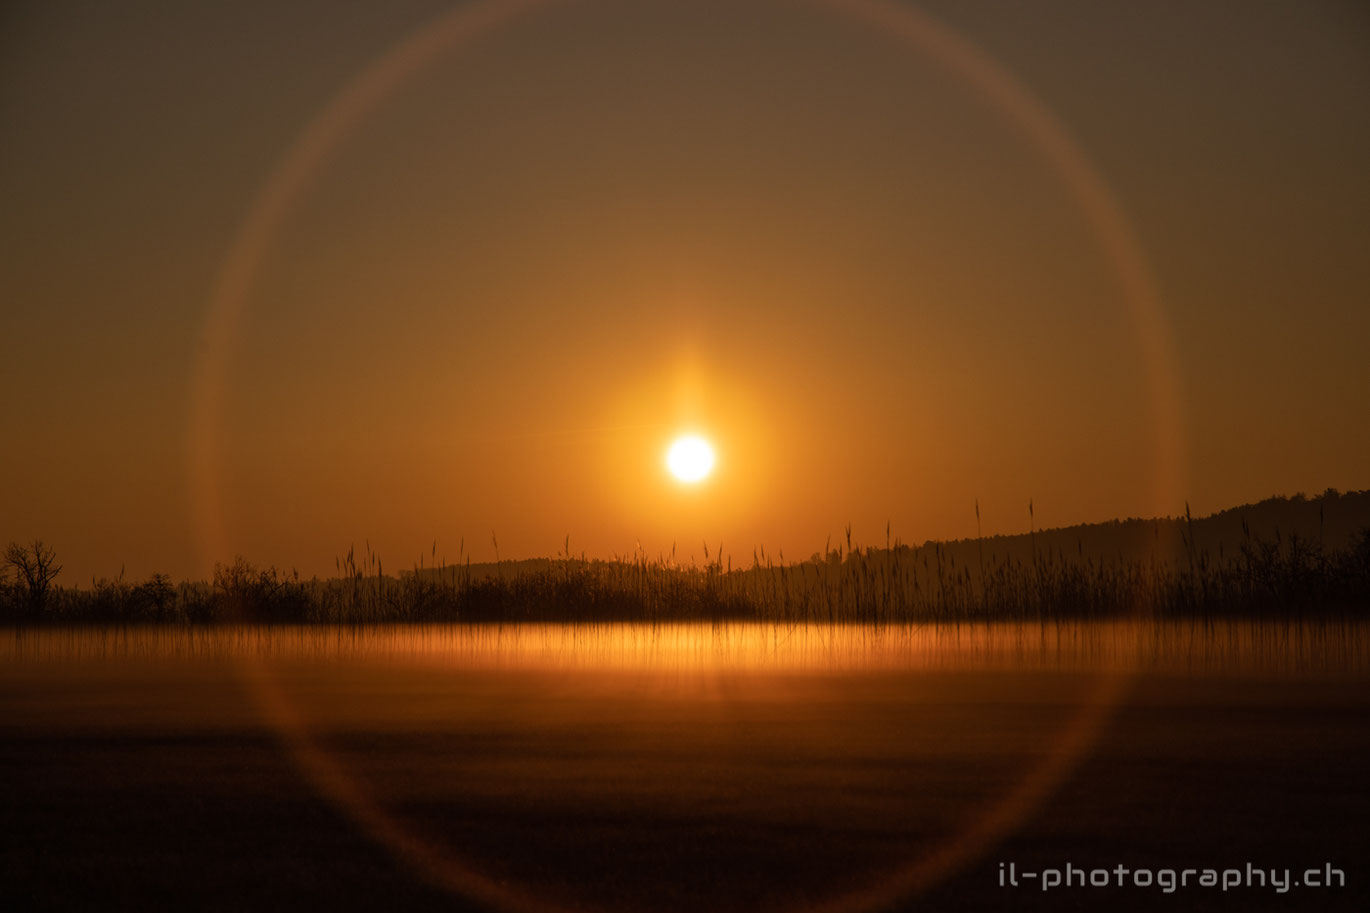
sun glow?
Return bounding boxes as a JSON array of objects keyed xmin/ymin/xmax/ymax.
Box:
[{"xmin": 666, "ymin": 435, "xmax": 715, "ymax": 483}]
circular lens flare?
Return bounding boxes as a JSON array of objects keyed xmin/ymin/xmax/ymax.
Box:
[
  {"xmin": 190, "ymin": 1, "xmax": 1184, "ymax": 909},
  {"xmin": 666, "ymin": 435, "xmax": 715, "ymax": 483}
]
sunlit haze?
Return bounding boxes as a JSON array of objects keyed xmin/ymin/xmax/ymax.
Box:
[{"xmin": 2, "ymin": 0, "xmax": 1367, "ymax": 581}]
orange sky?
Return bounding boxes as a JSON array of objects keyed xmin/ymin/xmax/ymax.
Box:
[{"xmin": 2, "ymin": 0, "xmax": 1368, "ymax": 581}]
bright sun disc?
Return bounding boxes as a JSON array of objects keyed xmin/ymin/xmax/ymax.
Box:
[{"xmin": 666, "ymin": 435, "xmax": 715, "ymax": 483}]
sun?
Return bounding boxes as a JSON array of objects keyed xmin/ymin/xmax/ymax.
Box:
[{"xmin": 666, "ymin": 435, "xmax": 715, "ymax": 483}]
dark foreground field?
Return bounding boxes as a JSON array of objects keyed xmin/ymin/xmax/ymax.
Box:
[{"xmin": 2, "ymin": 624, "xmax": 1368, "ymax": 912}]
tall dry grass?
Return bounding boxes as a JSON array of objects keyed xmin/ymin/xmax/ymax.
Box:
[{"xmin": 4, "ymin": 517, "xmax": 1368, "ymax": 625}]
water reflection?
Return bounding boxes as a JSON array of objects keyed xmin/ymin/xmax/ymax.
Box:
[
  {"xmin": 5, "ymin": 620, "xmax": 1369, "ymax": 677},
  {"xmin": 5, "ymin": 620, "xmax": 1369, "ymax": 913}
]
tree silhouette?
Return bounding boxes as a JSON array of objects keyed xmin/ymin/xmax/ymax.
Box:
[{"xmin": 5, "ymin": 540, "xmax": 61, "ymax": 618}]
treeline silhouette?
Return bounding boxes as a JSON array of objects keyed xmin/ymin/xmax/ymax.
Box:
[{"xmin": 3, "ymin": 490, "xmax": 1369, "ymax": 625}]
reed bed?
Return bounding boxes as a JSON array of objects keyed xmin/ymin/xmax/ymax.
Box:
[{"xmin": 4, "ymin": 519, "xmax": 1367, "ymax": 625}]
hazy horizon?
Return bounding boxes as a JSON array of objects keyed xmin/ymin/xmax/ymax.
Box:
[{"xmin": 4, "ymin": 0, "xmax": 1368, "ymax": 582}]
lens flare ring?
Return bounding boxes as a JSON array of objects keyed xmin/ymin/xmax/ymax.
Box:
[{"xmin": 190, "ymin": 1, "xmax": 1184, "ymax": 910}]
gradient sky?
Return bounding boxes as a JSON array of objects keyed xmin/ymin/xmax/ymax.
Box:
[{"xmin": 3, "ymin": 0, "xmax": 1368, "ymax": 582}]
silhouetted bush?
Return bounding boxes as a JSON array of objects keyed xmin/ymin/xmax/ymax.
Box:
[
  {"xmin": 83, "ymin": 573, "xmax": 180, "ymax": 623},
  {"xmin": 211, "ymin": 557, "xmax": 311, "ymax": 623}
]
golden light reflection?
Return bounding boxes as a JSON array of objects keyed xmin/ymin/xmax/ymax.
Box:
[{"xmin": 6, "ymin": 622, "xmax": 1365, "ymax": 678}]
